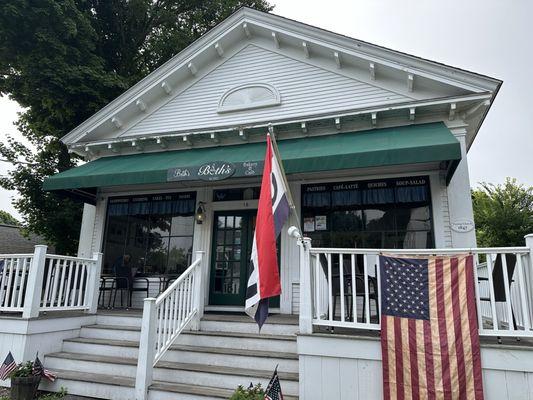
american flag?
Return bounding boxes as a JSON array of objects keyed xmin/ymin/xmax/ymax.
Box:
[
  {"xmin": 0, "ymin": 352, "xmax": 17, "ymax": 380},
  {"xmin": 33, "ymin": 355, "xmax": 57, "ymax": 382},
  {"xmin": 380, "ymin": 255, "xmax": 484, "ymax": 400},
  {"xmin": 264, "ymin": 367, "xmax": 283, "ymax": 400}
]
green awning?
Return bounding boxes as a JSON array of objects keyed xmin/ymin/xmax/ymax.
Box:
[{"xmin": 44, "ymin": 122, "xmax": 461, "ymax": 192}]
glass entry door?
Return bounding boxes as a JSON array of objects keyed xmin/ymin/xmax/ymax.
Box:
[{"xmin": 209, "ymin": 211, "xmax": 281, "ymax": 307}]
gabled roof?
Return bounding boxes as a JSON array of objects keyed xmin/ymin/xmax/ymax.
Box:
[{"xmin": 62, "ymin": 7, "xmax": 501, "ymax": 151}]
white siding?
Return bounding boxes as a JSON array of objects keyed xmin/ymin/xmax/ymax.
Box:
[
  {"xmin": 124, "ymin": 44, "xmax": 412, "ymax": 137},
  {"xmin": 298, "ymin": 335, "xmax": 533, "ymax": 400}
]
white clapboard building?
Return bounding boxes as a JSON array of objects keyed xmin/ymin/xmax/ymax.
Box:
[{"xmin": 2, "ymin": 7, "xmax": 533, "ymax": 400}]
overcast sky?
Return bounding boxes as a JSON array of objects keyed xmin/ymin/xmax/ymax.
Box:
[{"xmin": 1, "ymin": 0, "xmax": 531, "ymax": 220}]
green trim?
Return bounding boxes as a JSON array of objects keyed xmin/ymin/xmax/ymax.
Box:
[{"xmin": 44, "ymin": 122, "xmax": 461, "ymax": 191}]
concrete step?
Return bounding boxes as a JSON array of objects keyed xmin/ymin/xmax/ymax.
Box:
[
  {"xmin": 44, "ymin": 352, "xmax": 299, "ymax": 396},
  {"xmin": 81, "ymin": 324, "xmax": 297, "ymax": 352},
  {"xmin": 96, "ymin": 312, "xmax": 142, "ymax": 327}
]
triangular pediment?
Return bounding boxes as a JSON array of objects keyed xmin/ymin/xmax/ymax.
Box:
[
  {"xmin": 62, "ymin": 7, "xmax": 500, "ymax": 153},
  {"xmin": 120, "ymin": 44, "xmax": 413, "ymax": 138}
]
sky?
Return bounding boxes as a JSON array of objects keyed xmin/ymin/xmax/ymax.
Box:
[{"xmin": 1, "ymin": 0, "xmax": 532, "ymax": 220}]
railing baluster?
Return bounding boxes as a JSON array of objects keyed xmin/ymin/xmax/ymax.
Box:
[
  {"xmin": 57, "ymin": 259, "xmax": 67, "ymax": 308},
  {"xmin": 339, "ymin": 253, "xmax": 345, "ymax": 322},
  {"xmin": 363, "ymin": 255, "xmax": 370, "ymax": 325},
  {"xmin": 178, "ymin": 281, "xmax": 185, "ymax": 328},
  {"xmin": 16, "ymin": 257, "xmax": 28, "ymax": 308},
  {"xmin": 327, "ymin": 253, "xmax": 333, "ymax": 321},
  {"xmin": 4, "ymin": 259, "xmax": 14, "ymax": 307},
  {"xmin": 500, "ymin": 254, "xmax": 514, "ymax": 331},
  {"xmin": 472, "ymin": 254, "xmax": 485, "ymax": 331},
  {"xmin": 64, "ymin": 260, "xmax": 74, "ymax": 307},
  {"xmin": 516, "ymin": 254, "xmax": 531, "ymax": 331},
  {"xmin": 50, "ymin": 258, "xmax": 61, "ymax": 308},
  {"xmin": 486, "ymin": 253, "xmax": 499, "ymax": 330},
  {"xmin": 157, "ymin": 303, "xmax": 163, "ymax": 353},
  {"xmin": 71, "ymin": 261, "xmax": 80, "ymax": 307},
  {"xmin": 376, "ymin": 253, "xmax": 381, "ymax": 325},
  {"xmin": 10, "ymin": 258, "xmax": 21, "ymax": 308},
  {"xmin": 77, "ymin": 262, "xmax": 86, "ymax": 307},
  {"xmin": 42, "ymin": 259, "xmax": 53, "ymax": 309},
  {"xmin": 0, "ymin": 258, "xmax": 8, "ymax": 307},
  {"xmin": 351, "ymin": 254, "xmax": 357, "ymax": 323}
]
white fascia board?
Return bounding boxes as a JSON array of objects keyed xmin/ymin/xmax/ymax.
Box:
[
  {"xmin": 62, "ymin": 7, "xmax": 501, "ymax": 146},
  {"xmin": 72, "ymin": 92, "xmax": 490, "ymax": 149}
]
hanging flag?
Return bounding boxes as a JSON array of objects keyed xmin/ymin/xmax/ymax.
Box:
[
  {"xmin": 245, "ymin": 133, "xmax": 291, "ymax": 329},
  {"xmin": 33, "ymin": 355, "xmax": 57, "ymax": 382},
  {"xmin": 264, "ymin": 366, "xmax": 284, "ymax": 400},
  {"xmin": 0, "ymin": 352, "xmax": 17, "ymax": 380},
  {"xmin": 380, "ymin": 254, "xmax": 484, "ymax": 400}
]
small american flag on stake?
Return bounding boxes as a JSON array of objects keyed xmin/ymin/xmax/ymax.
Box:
[
  {"xmin": 0, "ymin": 352, "xmax": 17, "ymax": 380},
  {"xmin": 380, "ymin": 254, "xmax": 484, "ymax": 399},
  {"xmin": 264, "ymin": 366, "xmax": 283, "ymax": 400},
  {"xmin": 33, "ymin": 355, "xmax": 57, "ymax": 382}
]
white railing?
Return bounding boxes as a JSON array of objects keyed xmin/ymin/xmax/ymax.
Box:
[
  {"xmin": 0, "ymin": 245, "xmax": 103, "ymax": 317},
  {"xmin": 0, "ymin": 254, "xmax": 33, "ymax": 312},
  {"xmin": 41, "ymin": 254, "xmax": 101, "ymax": 312},
  {"xmin": 293, "ymin": 228, "xmax": 533, "ymax": 339},
  {"xmin": 135, "ymin": 251, "xmax": 204, "ymax": 400}
]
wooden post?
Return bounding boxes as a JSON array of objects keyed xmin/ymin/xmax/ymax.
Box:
[
  {"xmin": 191, "ymin": 251, "xmax": 205, "ymax": 331},
  {"xmin": 22, "ymin": 245, "xmax": 47, "ymax": 319},
  {"xmin": 86, "ymin": 252, "xmax": 103, "ymax": 314},
  {"xmin": 135, "ymin": 297, "xmax": 157, "ymax": 400},
  {"xmin": 524, "ymin": 234, "xmax": 533, "ymax": 328}
]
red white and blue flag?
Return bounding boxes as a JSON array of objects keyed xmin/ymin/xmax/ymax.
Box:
[{"xmin": 245, "ymin": 133, "xmax": 291, "ymax": 330}]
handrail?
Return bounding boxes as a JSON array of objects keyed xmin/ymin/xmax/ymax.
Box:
[
  {"xmin": 310, "ymin": 247, "xmax": 530, "ymax": 254},
  {"xmin": 155, "ymin": 257, "xmax": 201, "ymax": 306},
  {"xmin": 135, "ymin": 251, "xmax": 204, "ymax": 400}
]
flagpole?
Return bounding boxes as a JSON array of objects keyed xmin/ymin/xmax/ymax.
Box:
[{"xmin": 267, "ymin": 124, "xmax": 303, "ymax": 233}]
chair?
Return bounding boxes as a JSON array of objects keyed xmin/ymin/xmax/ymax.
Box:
[{"xmin": 108, "ymin": 267, "xmax": 149, "ymax": 309}]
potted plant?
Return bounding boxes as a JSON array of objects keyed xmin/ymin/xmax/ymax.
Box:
[
  {"xmin": 8, "ymin": 361, "xmax": 41, "ymax": 400},
  {"xmin": 229, "ymin": 383, "xmax": 264, "ymax": 400}
]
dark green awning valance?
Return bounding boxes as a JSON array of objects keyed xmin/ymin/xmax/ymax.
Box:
[{"xmin": 44, "ymin": 122, "xmax": 461, "ymax": 192}]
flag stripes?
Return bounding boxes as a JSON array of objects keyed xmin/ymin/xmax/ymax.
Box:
[{"xmin": 380, "ymin": 255, "xmax": 484, "ymax": 400}]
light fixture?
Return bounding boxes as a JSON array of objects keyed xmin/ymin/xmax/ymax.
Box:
[{"xmin": 195, "ymin": 202, "xmax": 206, "ymax": 224}]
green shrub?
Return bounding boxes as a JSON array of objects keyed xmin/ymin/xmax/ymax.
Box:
[{"xmin": 229, "ymin": 383, "xmax": 265, "ymax": 400}]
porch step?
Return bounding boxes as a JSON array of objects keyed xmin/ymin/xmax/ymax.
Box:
[
  {"xmin": 62, "ymin": 337, "xmax": 298, "ymax": 372},
  {"xmin": 40, "ymin": 369, "xmax": 298, "ymax": 400},
  {"xmin": 44, "ymin": 352, "xmax": 299, "ymax": 396},
  {"xmin": 80, "ymin": 323, "xmax": 297, "ymax": 352},
  {"xmin": 149, "ymin": 381, "xmax": 298, "ymax": 400},
  {"xmin": 42, "ymin": 313, "xmax": 300, "ymax": 399}
]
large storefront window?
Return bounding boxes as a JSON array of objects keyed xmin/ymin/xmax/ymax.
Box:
[
  {"xmin": 102, "ymin": 192, "xmax": 196, "ymax": 275},
  {"xmin": 301, "ymin": 176, "xmax": 433, "ymax": 249}
]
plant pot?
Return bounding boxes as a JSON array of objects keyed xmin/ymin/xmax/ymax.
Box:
[{"xmin": 10, "ymin": 375, "xmax": 41, "ymax": 400}]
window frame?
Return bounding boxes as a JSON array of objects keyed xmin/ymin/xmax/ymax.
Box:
[{"xmin": 217, "ymin": 83, "xmax": 281, "ymax": 113}]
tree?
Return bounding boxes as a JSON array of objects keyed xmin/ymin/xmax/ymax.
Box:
[
  {"xmin": 0, "ymin": 210, "xmax": 19, "ymax": 226},
  {"xmin": 0, "ymin": 0, "xmax": 273, "ymax": 254},
  {"xmin": 472, "ymin": 178, "xmax": 533, "ymax": 247}
]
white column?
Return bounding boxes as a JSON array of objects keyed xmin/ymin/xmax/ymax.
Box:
[
  {"xmin": 77, "ymin": 203, "xmax": 97, "ymax": 258},
  {"xmin": 135, "ymin": 297, "xmax": 157, "ymax": 400},
  {"xmin": 22, "ymin": 245, "xmax": 48, "ymax": 319},
  {"xmin": 446, "ymin": 129, "xmax": 477, "ymax": 248},
  {"xmin": 289, "ymin": 226, "xmax": 313, "ymax": 335}
]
